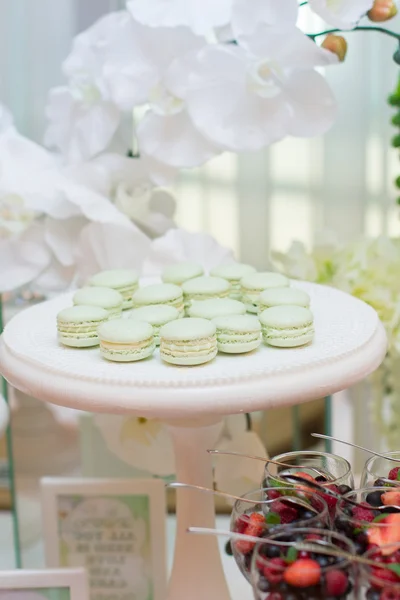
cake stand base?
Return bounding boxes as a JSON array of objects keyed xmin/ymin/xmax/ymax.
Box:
[{"xmin": 167, "ymin": 419, "xmax": 230, "ymax": 600}]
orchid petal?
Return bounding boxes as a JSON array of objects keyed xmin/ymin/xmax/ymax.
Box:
[
  {"xmin": 127, "ymin": 0, "xmax": 233, "ymax": 34},
  {"xmin": 309, "ymin": 0, "xmax": 374, "ymax": 29},
  {"xmin": 232, "ymin": 0, "xmax": 298, "ymax": 39}
]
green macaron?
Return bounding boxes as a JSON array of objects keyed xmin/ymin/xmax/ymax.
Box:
[
  {"xmin": 210, "ymin": 263, "xmax": 256, "ymax": 299},
  {"xmin": 130, "ymin": 305, "xmax": 180, "ymax": 345},
  {"xmin": 88, "ymin": 269, "xmax": 139, "ymax": 310},
  {"xmin": 131, "ymin": 283, "xmax": 184, "ymax": 316},
  {"xmin": 258, "ymin": 287, "xmax": 310, "ymax": 313},
  {"xmin": 213, "ymin": 315, "xmax": 262, "ymax": 354},
  {"xmin": 159, "ymin": 318, "xmax": 217, "ymax": 366},
  {"xmin": 182, "ymin": 276, "xmax": 231, "ymax": 313},
  {"xmin": 188, "ymin": 298, "xmax": 246, "ymax": 320},
  {"xmin": 98, "ymin": 319, "xmax": 155, "ymax": 362},
  {"xmin": 240, "ymin": 272, "xmax": 290, "ymax": 313},
  {"xmin": 73, "ymin": 286, "xmax": 123, "ymax": 319},
  {"xmin": 259, "ymin": 305, "xmax": 314, "ymax": 348},
  {"xmin": 57, "ymin": 305, "xmax": 108, "ymax": 348},
  {"xmin": 162, "ymin": 262, "xmax": 204, "ymax": 285}
]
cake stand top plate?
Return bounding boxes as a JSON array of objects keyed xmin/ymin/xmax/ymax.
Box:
[{"xmin": 0, "ymin": 281, "xmax": 387, "ymax": 420}]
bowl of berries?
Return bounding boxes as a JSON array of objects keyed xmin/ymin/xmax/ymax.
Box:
[
  {"xmin": 361, "ymin": 454, "xmax": 400, "ymax": 488},
  {"xmin": 230, "ymin": 487, "xmax": 329, "ymax": 581},
  {"xmin": 335, "ymin": 487, "xmax": 400, "ymax": 556},
  {"xmin": 361, "ymin": 543, "xmax": 400, "ymax": 600},
  {"xmin": 251, "ymin": 527, "xmax": 357, "ymax": 600}
]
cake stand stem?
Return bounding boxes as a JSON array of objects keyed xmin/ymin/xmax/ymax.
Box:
[{"xmin": 167, "ymin": 420, "xmax": 231, "ymax": 600}]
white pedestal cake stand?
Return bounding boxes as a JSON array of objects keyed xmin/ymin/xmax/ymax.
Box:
[{"xmin": 0, "ymin": 281, "xmax": 387, "ymax": 600}]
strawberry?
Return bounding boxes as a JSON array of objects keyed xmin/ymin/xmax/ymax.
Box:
[
  {"xmin": 235, "ymin": 512, "xmax": 265, "ymax": 554},
  {"xmin": 367, "ymin": 514, "xmax": 400, "ymax": 555},
  {"xmin": 325, "ymin": 570, "xmax": 348, "ymax": 596},
  {"xmin": 314, "ymin": 484, "xmax": 339, "ymax": 517},
  {"xmin": 381, "ymin": 589, "xmax": 400, "ymax": 600},
  {"xmin": 284, "ymin": 559, "xmax": 321, "ymax": 588},
  {"xmin": 389, "ymin": 467, "xmax": 400, "ymax": 481},
  {"xmin": 352, "ymin": 503, "xmax": 375, "ymax": 523},
  {"xmin": 266, "ymin": 489, "xmax": 282, "ymax": 500},
  {"xmin": 263, "ymin": 557, "xmax": 286, "ymax": 584},
  {"xmin": 294, "ymin": 472, "xmax": 316, "ymax": 492},
  {"xmin": 235, "ymin": 514, "xmax": 250, "ymax": 534},
  {"xmin": 269, "ymin": 500, "xmax": 297, "ymax": 524},
  {"xmin": 382, "ymin": 490, "xmax": 400, "ymax": 506}
]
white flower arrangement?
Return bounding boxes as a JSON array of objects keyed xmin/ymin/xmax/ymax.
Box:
[
  {"xmin": 272, "ymin": 234, "xmax": 400, "ymax": 449},
  {"xmin": 1, "ymin": 0, "xmax": 399, "ymax": 295}
]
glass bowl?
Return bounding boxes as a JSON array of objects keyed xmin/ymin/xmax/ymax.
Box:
[
  {"xmin": 230, "ymin": 486, "xmax": 329, "ymax": 582},
  {"xmin": 361, "ymin": 452, "xmax": 400, "ymax": 488}
]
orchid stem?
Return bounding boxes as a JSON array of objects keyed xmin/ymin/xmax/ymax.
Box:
[
  {"xmin": 309, "ymin": 26, "xmax": 400, "ymax": 41},
  {"xmin": 299, "ymin": 1, "xmax": 308, "ymax": 5}
]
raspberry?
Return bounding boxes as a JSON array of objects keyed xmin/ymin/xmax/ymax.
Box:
[
  {"xmin": 265, "ymin": 594, "xmax": 283, "ymax": 600},
  {"xmin": 284, "ymin": 559, "xmax": 321, "ymax": 588},
  {"xmin": 316, "ymin": 484, "xmax": 339, "ymax": 517},
  {"xmin": 389, "ymin": 467, "xmax": 400, "ymax": 481},
  {"xmin": 269, "ymin": 500, "xmax": 298, "ymax": 524},
  {"xmin": 263, "ymin": 558, "xmax": 286, "ymax": 584},
  {"xmin": 306, "ymin": 533, "xmax": 322, "ymax": 541},
  {"xmin": 266, "ymin": 489, "xmax": 282, "ymax": 500},
  {"xmin": 381, "ymin": 589, "xmax": 400, "ymax": 600},
  {"xmin": 325, "ymin": 570, "xmax": 348, "ymax": 596},
  {"xmin": 235, "ymin": 515, "xmax": 250, "ymax": 534},
  {"xmin": 370, "ymin": 567, "xmax": 400, "ymax": 587},
  {"xmin": 353, "ymin": 504, "xmax": 376, "ymax": 523}
]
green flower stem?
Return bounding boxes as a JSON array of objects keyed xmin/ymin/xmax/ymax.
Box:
[
  {"xmin": 0, "ymin": 295, "xmax": 22, "ymax": 568},
  {"xmin": 309, "ymin": 26, "xmax": 400, "ymax": 41},
  {"xmin": 299, "ymin": 2, "xmax": 308, "ymax": 6}
]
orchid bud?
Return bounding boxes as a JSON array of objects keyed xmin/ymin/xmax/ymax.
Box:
[
  {"xmin": 367, "ymin": 0, "xmax": 398, "ymax": 22},
  {"xmin": 321, "ymin": 34, "xmax": 348, "ymax": 62}
]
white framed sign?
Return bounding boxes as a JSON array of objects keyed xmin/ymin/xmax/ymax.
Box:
[
  {"xmin": 41, "ymin": 478, "xmax": 167, "ymax": 600},
  {"xmin": 0, "ymin": 568, "xmax": 88, "ymax": 599}
]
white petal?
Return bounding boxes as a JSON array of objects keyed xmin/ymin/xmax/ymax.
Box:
[
  {"xmin": 138, "ymin": 109, "xmax": 218, "ymax": 167},
  {"xmin": 309, "ymin": 0, "xmax": 374, "ymax": 29},
  {"xmin": 127, "ymin": 0, "xmax": 233, "ymax": 34},
  {"xmin": 232, "ymin": 0, "xmax": 298, "ymax": 39},
  {"xmin": 143, "ymin": 228, "xmax": 234, "ymax": 276},
  {"xmin": 44, "ymin": 216, "xmax": 86, "ymax": 267},
  {"xmin": 282, "ymin": 69, "xmax": 337, "ymax": 137},
  {"xmin": 44, "ymin": 87, "xmax": 120, "ymax": 163},
  {"xmin": 94, "ymin": 414, "xmax": 175, "ymax": 477},
  {"xmin": 0, "ymin": 225, "xmax": 51, "ymax": 293},
  {"xmin": 240, "ymin": 26, "xmax": 338, "ymax": 68},
  {"xmin": 33, "ymin": 258, "xmax": 76, "ymax": 295},
  {"xmin": 76, "ymin": 222, "xmax": 151, "ymax": 283}
]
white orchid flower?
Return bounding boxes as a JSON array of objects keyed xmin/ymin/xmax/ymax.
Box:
[
  {"xmin": 0, "ymin": 104, "xmax": 13, "ymax": 134},
  {"xmin": 127, "ymin": 0, "xmax": 233, "ymax": 34},
  {"xmin": 143, "ymin": 228, "xmax": 235, "ymax": 276},
  {"xmin": 308, "ymin": 0, "xmax": 374, "ymax": 29},
  {"xmin": 44, "ymin": 86, "xmax": 120, "ymax": 164},
  {"xmin": 93, "ymin": 414, "xmax": 175, "ymax": 477},
  {"xmin": 178, "ymin": 35, "xmax": 337, "ymax": 152}
]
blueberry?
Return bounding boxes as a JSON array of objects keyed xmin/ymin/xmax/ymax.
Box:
[
  {"xmin": 315, "ymin": 475, "xmax": 327, "ymax": 482},
  {"xmin": 382, "ymin": 506, "xmax": 400, "ymax": 513},
  {"xmin": 334, "ymin": 516, "xmax": 351, "ymax": 534},
  {"xmin": 374, "ymin": 478, "xmax": 386, "ymax": 487},
  {"xmin": 354, "ymin": 540, "xmax": 367, "ymax": 555},
  {"xmin": 366, "ymin": 491, "xmax": 383, "ymax": 507},
  {"xmin": 277, "ymin": 582, "xmax": 290, "ymax": 593},
  {"xmin": 315, "ymin": 555, "xmax": 331, "ymax": 568},
  {"xmin": 366, "ymin": 589, "xmax": 380, "ymax": 600},
  {"xmin": 257, "ymin": 576, "xmax": 270, "ymax": 592},
  {"xmin": 300, "ymin": 510, "xmax": 318, "ymax": 520},
  {"xmin": 265, "ymin": 544, "xmax": 281, "ymax": 558},
  {"xmin": 338, "ymin": 484, "xmax": 352, "ymax": 495},
  {"xmin": 225, "ymin": 541, "xmax": 233, "ymax": 556}
]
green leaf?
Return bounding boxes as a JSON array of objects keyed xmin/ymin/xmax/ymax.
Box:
[
  {"xmin": 391, "ymin": 113, "xmax": 400, "ymax": 127},
  {"xmin": 394, "ymin": 49, "xmax": 400, "ymax": 66},
  {"xmin": 266, "ymin": 512, "xmax": 281, "ymax": 525},
  {"xmin": 353, "ymin": 527, "xmax": 363, "ymax": 535},
  {"xmin": 395, "ymin": 175, "xmax": 400, "ymax": 189},
  {"xmin": 396, "ymin": 470, "xmax": 400, "ymax": 481},
  {"xmin": 392, "ymin": 134, "xmax": 400, "ymax": 148},
  {"xmin": 286, "ymin": 547, "xmax": 298, "ymax": 563},
  {"xmin": 373, "ymin": 514, "xmax": 389, "ymax": 523},
  {"xmin": 397, "ymin": 197, "xmax": 400, "ymax": 205},
  {"xmin": 388, "ymin": 93, "xmax": 400, "ymax": 107},
  {"xmin": 387, "ymin": 564, "xmax": 400, "ymax": 578}
]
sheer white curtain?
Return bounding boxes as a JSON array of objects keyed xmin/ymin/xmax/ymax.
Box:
[{"xmin": 0, "ymin": 1, "xmax": 398, "ymax": 256}]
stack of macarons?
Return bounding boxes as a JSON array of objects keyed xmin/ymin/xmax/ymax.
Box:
[{"xmin": 56, "ymin": 262, "xmax": 316, "ymax": 365}]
